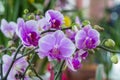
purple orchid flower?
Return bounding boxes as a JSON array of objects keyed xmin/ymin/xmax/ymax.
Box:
[
  {"xmin": 77, "ymin": 49, "xmax": 88, "ymax": 60},
  {"xmin": 37, "ymin": 10, "xmax": 64, "ymax": 31},
  {"xmin": 37, "ymin": 30, "xmax": 75, "ymax": 61},
  {"xmin": 66, "ymin": 50, "xmax": 88, "ymax": 71},
  {"xmin": 75, "ymin": 25, "xmax": 100, "ymax": 49},
  {"xmin": 45, "ymin": 10, "xmax": 64, "ymax": 29},
  {"xmin": 66, "ymin": 56, "xmax": 82, "ymax": 71},
  {"xmin": 17, "ymin": 18, "xmax": 40, "ymax": 47},
  {"xmin": 2, "ymin": 54, "xmax": 29, "ymax": 80},
  {"xmin": 0, "ymin": 19, "xmax": 17, "ymax": 38}
]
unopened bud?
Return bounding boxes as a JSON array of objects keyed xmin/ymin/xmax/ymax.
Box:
[
  {"xmin": 105, "ymin": 39, "xmax": 115, "ymax": 48},
  {"xmin": 111, "ymin": 55, "xmax": 118, "ymax": 64},
  {"xmin": 88, "ymin": 49, "xmax": 95, "ymax": 54},
  {"xmin": 28, "ymin": 13, "xmax": 35, "ymax": 20},
  {"xmin": 26, "ymin": 70, "xmax": 35, "ymax": 76},
  {"xmin": 72, "ymin": 25, "xmax": 79, "ymax": 32},
  {"xmin": 10, "ymin": 47, "xmax": 16, "ymax": 52},
  {"xmin": 82, "ymin": 20, "xmax": 90, "ymax": 26},
  {"xmin": 93, "ymin": 25, "xmax": 104, "ymax": 31},
  {"xmin": 24, "ymin": 9, "xmax": 29, "ymax": 14},
  {"xmin": 7, "ymin": 40, "xmax": 15, "ymax": 47}
]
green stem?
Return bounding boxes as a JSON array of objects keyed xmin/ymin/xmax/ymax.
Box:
[
  {"xmin": 41, "ymin": 27, "xmax": 72, "ymax": 34},
  {"xmin": 61, "ymin": 9, "xmax": 78, "ymax": 13},
  {"xmin": 0, "ymin": 59, "xmax": 3, "ymax": 79},
  {"xmin": 28, "ymin": 61, "xmax": 43, "ymax": 80},
  {"xmin": 3, "ymin": 44, "xmax": 23, "ymax": 80},
  {"xmin": 16, "ymin": 47, "xmax": 38, "ymax": 60},
  {"xmin": 98, "ymin": 45, "xmax": 120, "ymax": 53},
  {"xmin": 101, "ymin": 39, "xmax": 107, "ymax": 45},
  {"xmin": 23, "ymin": 53, "xmax": 36, "ymax": 80},
  {"xmin": 54, "ymin": 60, "xmax": 65, "ymax": 80}
]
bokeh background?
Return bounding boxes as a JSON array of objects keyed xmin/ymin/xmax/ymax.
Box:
[{"xmin": 0, "ymin": 0, "xmax": 120, "ymax": 80}]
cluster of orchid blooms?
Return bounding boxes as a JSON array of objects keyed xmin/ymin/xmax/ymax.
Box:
[{"xmin": 0, "ymin": 9, "xmax": 117, "ymax": 80}]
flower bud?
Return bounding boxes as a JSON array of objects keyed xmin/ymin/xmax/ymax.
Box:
[
  {"xmin": 88, "ymin": 49, "xmax": 95, "ymax": 54},
  {"xmin": 10, "ymin": 47, "xmax": 16, "ymax": 52},
  {"xmin": 7, "ymin": 40, "xmax": 15, "ymax": 47},
  {"xmin": 82, "ymin": 20, "xmax": 90, "ymax": 26},
  {"xmin": 26, "ymin": 70, "xmax": 35, "ymax": 76},
  {"xmin": 93, "ymin": 25, "xmax": 104, "ymax": 31},
  {"xmin": 105, "ymin": 39, "xmax": 115, "ymax": 48},
  {"xmin": 111, "ymin": 55, "xmax": 118, "ymax": 64},
  {"xmin": 28, "ymin": 13, "xmax": 35, "ymax": 20},
  {"xmin": 24, "ymin": 9, "xmax": 29, "ymax": 14}
]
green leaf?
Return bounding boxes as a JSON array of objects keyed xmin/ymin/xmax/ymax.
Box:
[{"xmin": 32, "ymin": 3, "xmax": 43, "ymax": 12}]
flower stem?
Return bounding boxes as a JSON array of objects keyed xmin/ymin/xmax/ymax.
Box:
[
  {"xmin": 98, "ymin": 45, "xmax": 120, "ymax": 53},
  {"xmin": 41, "ymin": 27, "xmax": 72, "ymax": 34},
  {"xmin": 0, "ymin": 59, "xmax": 3, "ymax": 79},
  {"xmin": 3, "ymin": 44, "xmax": 23, "ymax": 80},
  {"xmin": 54, "ymin": 60, "xmax": 65, "ymax": 80},
  {"xmin": 28, "ymin": 60, "xmax": 43, "ymax": 80},
  {"xmin": 16, "ymin": 46, "xmax": 38, "ymax": 60},
  {"xmin": 23, "ymin": 53, "xmax": 36, "ymax": 80}
]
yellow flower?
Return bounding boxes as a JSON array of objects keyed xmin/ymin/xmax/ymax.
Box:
[
  {"xmin": 28, "ymin": 0, "xmax": 34, "ymax": 4},
  {"xmin": 64, "ymin": 16, "xmax": 72, "ymax": 27}
]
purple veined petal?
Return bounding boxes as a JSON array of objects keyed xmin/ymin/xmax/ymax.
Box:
[
  {"xmin": 16, "ymin": 18, "xmax": 25, "ymax": 36},
  {"xmin": 45, "ymin": 11, "xmax": 51, "ymax": 21},
  {"xmin": 66, "ymin": 58, "xmax": 77, "ymax": 71},
  {"xmin": 65, "ymin": 29, "xmax": 76, "ymax": 41},
  {"xmin": 59, "ymin": 37, "xmax": 75, "ymax": 57},
  {"xmin": 83, "ymin": 25, "xmax": 92, "ymax": 33},
  {"xmin": 26, "ymin": 20, "xmax": 38, "ymax": 32},
  {"xmin": 46, "ymin": 10, "xmax": 64, "ymax": 21},
  {"xmin": 78, "ymin": 50, "xmax": 88, "ymax": 60},
  {"xmin": 1, "ymin": 19, "xmax": 8, "ymax": 27},
  {"xmin": 2, "ymin": 55, "xmax": 12, "ymax": 65},
  {"xmin": 17, "ymin": 18, "xmax": 25, "ymax": 30},
  {"xmin": 88, "ymin": 29, "xmax": 100, "ymax": 38},
  {"xmin": 45, "ymin": 10, "xmax": 64, "ymax": 29},
  {"xmin": 66, "ymin": 57, "xmax": 82, "ymax": 71},
  {"xmin": 75, "ymin": 30, "xmax": 87, "ymax": 49},
  {"xmin": 15, "ymin": 58, "xmax": 28, "ymax": 70},
  {"xmin": 8, "ymin": 69, "xmax": 18, "ymax": 79},
  {"xmin": 37, "ymin": 18, "xmax": 51, "ymax": 31},
  {"xmin": 1, "ymin": 19, "xmax": 17, "ymax": 38},
  {"xmin": 86, "ymin": 29, "xmax": 100, "ymax": 48},
  {"xmin": 76, "ymin": 38, "xmax": 86, "ymax": 49},
  {"xmin": 53, "ymin": 30, "xmax": 65, "ymax": 44},
  {"xmin": 75, "ymin": 30, "xmax": 86, "ymax": 41},
  {"xmin": 85, "ymin": 37, "xmax": 96, "ymax": 49},
  {"xmin": 72, "ymin": 57, "xmax": 82, "ymax": 69},
  {"xmin": 2, "ymin": 55, "xmax": 13, "ymax": 76},
  {"xmin": 1, "ymin": 19, "xmax": 8, "ymax": 34},
  {"xmin": 38, "ymin": 34, "xmax": 56, "ymax": 59}
]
